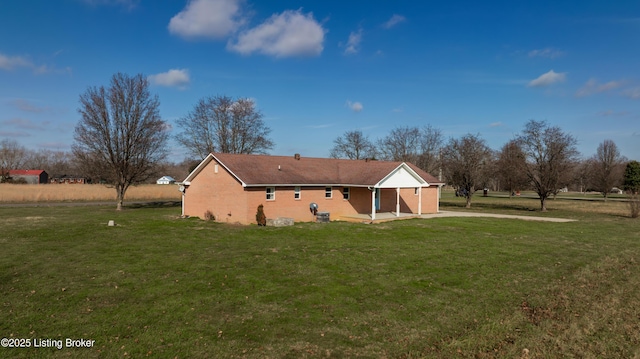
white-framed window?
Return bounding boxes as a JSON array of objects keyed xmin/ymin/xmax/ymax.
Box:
[
  {"xmin": 325, "ymin": 186, "xmax": 332, "ymax": 199},
  {"xmin": 294, "ymin": 186, "xmax": 301, "ymax": 200},
  {"xmin": 342, "ymin": 187, "xmax": 350, "ymax": 200},
  {"xmin": 266, "ymin": 187, "xmax": 275, "ymax": 200},
  {"xmin": 415, "ymin": 187, "xmax": 419, "ymax": 195}
]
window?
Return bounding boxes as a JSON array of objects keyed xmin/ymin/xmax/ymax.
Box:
[
  {"xmin": 342, "ymin": 187, "xmax": 350, "ymax": 200},
  {"xmin": 266, "ymin": 187, "xmax": 275, "ymax": 200},
  {"xmin": 294, "ymin": 186, "xmax": 301, "ymax": 200},
  {"xmin": 415, "ymin": 187, "xmax": 419, "ymax": 195},
  {"xmin": 325, "ymin": 186, "xmax": 332, "ymax": 199}
]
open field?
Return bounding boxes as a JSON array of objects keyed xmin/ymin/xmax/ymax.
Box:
[
  {"xmin": 1, "ymin": 197, "xmax": 639, "ymax": 358},
  {"xmin": 441, "ymin": 190, "xmax": 633, "ymax": 219},
  {"xmin": 0, "ymin": 184, "xmax": 181, "ymax": 203}
]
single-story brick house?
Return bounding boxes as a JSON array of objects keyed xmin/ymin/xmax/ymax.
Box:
[
  {"xmin": 8, "ymin": 170, "xmax": 49, "ymax": 184},
  {"xmin": 180, "ymin": 153, "xmax": 444, "ymax": 224}
]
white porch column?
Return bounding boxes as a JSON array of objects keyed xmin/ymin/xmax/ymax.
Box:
[
  {"xmin": 418, "ymin": 186, "xmax": 422, "ymax": 215},
  {"xmin": 371, "ymin": 188, "xmax": 376, "ymax": 221},
  {"xmin": 181, "ymin": 192, "xmax": 185, "ymax": 217},
  {"xmin": 396, "ymin": 187, "xmax": 400, "ymax": 217}
]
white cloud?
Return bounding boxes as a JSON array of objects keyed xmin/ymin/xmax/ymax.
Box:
[
  {"xmin": 0, "ymin": 52, "xmax": 70, "ymax": 75},
  {"xmin": 527, "ymin": 70, "xmax": 566, "ymax": 87},
  {"xmin": 0, "ymin": 53, "xmax": 31, "ymax": 71},
  {"xmin": 382, "ymin": 14, "xmax": 406, "ymax": 29},
  {"xmin": 622, "ymin": 87, "xmax": 640, "ymax": 99},
  {"xmin": 344, "ymin": 29, "xmax": 362, "ymax": 55},
  {"xmin": 148, "ymin": 69, "xmax": 190, "ymax": 89},
  {"xmin": 169, "ymin": 0, "xmax": 244, "ymax": 39},
  {"xmin": 228, "ymin": 9, "xmax": 325, "ymax": 58},
  {"xmin": 576, "ymin": 78, "xmax": 623, "ymax": 97},
  {"xmin": 489, "ymin": 122, "xmax": 503, "ymax": 127},
  {"xmin": 346, "ymin": 100, "xmax": 363, "ymax": 112},
  {"xmin": 528, "ymin": 48, "xmax": 564, "ymax": 59}
]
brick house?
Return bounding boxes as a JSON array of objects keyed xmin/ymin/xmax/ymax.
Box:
[
  {"xmin": 180, "ymin": 153, "xmax": 444, "ymax": 224},
  {"xmin": 49, "ymin": 175, "xmax": 88, "ymax": 184}
]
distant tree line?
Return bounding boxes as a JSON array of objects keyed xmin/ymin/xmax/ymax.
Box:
[{"xmin": 328, "ymin": 120, "xmax": 635, "ymax": 212}]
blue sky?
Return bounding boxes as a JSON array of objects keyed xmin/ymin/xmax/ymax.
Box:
[{"xmin": 1, "ymin": 0, "xmax": 639, "ymax": 162}]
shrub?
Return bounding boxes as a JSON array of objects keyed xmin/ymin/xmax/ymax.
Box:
[
  {"xmin": 204, "ymin": 210, "xmax": 215, "ymax": 221},
  {"xmin": 256, "ymin": 204, "xmax": 266, "ymax": 226}
]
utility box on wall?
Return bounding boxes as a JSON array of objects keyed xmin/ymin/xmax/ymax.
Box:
[{"xmin": 316, "ymin": 212, "xmax": 330, "ymax": 223}]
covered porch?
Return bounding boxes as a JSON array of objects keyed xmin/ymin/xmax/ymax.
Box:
[{"xmin": 360, "ymin": 162, "xmax": 442, "ymax": 221}]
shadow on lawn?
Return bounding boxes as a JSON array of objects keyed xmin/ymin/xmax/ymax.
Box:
[{"xmin": 126, "ymin": 201, "xmax": 181, "ymax": 209}]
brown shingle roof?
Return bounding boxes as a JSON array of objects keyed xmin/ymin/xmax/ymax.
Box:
[{"xmin": 208, "ymin": 153, "xmax": 443, "ymax": 187}]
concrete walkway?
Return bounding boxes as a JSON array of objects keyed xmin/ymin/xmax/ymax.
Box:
[{"xmin": 341, "ymin": 210, "xmax": 576, "ymax": 223}]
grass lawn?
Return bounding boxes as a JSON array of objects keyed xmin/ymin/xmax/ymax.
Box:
[{"xmin": 1, "ymin": 197, "xmax": 639, "ymax": 358}]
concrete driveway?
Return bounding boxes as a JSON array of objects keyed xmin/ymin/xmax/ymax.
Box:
[
  {"xmin": 420, "ymin": 210, "xmax": 576, "ymax": 222},
  {"xmin": 342, "ymin": 210, "xmax": 576, "ymax": 223}
]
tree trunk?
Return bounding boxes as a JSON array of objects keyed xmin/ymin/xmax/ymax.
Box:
[
  {"xmin": 540, "ymin": 197, "xmax": 547, "ymax": 212},
  {"xmin": 465, "ymin": 196, "xmax": 472, "ymax": 208},
  {"xmin": 116, "ymin": 185, "xmax": 125, "ymax": 211}
]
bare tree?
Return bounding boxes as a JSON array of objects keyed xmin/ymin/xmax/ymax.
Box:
[
  {"xmin": 73, "ymin": 73, "xmax": 169, "ymax": 210},
  {"xmin": 0, "ymin": 139, "xmax": 28, "ymax": 181},
  {"xmin": 378, "ymin": 125, "xmax": 443, "ymax": 174},
  {"xmin": 495, "ymin": 140, "xmax": 529, "ymax": 197},
  {"xmin": 588, "ymin": 139, "xmax": 627, "ymax": 201},
  {"xmin": 516, "ymin": 120, "xmax": 579, "ymax": 211},
  {"xmin": 329, "ymin": 130, "xmax": 376, "ymax": 159},
  {"xmin": 175, "ymin": 95, "xmax": 274, "ymax": 159},
  {"xmin": 378, "ymin": 126, "xmax": 421, "ymax": 162},
  {"xmin": 415, "ymin": 125, "xmax": 444, "ymax": 175},
  {"xmin": 441, "ymin": 133, "xmax": 493, "ymax": 208},
  {"xmin": 573, "ymin": 159, "xmax": 592, "ymax": 194},
  {"xmin": 24, "ymin": 150, "xmax": 76, "ymax": 176}
]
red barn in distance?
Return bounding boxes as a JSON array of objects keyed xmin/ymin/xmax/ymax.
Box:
[{"xmin": 8, "ymin": 170, "xmax": 49, "ymax": 184}]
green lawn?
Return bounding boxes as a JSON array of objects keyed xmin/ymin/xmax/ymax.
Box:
[{"xmin": 1, "ymin": 198, "xmax": 639, "ymax": 358}]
